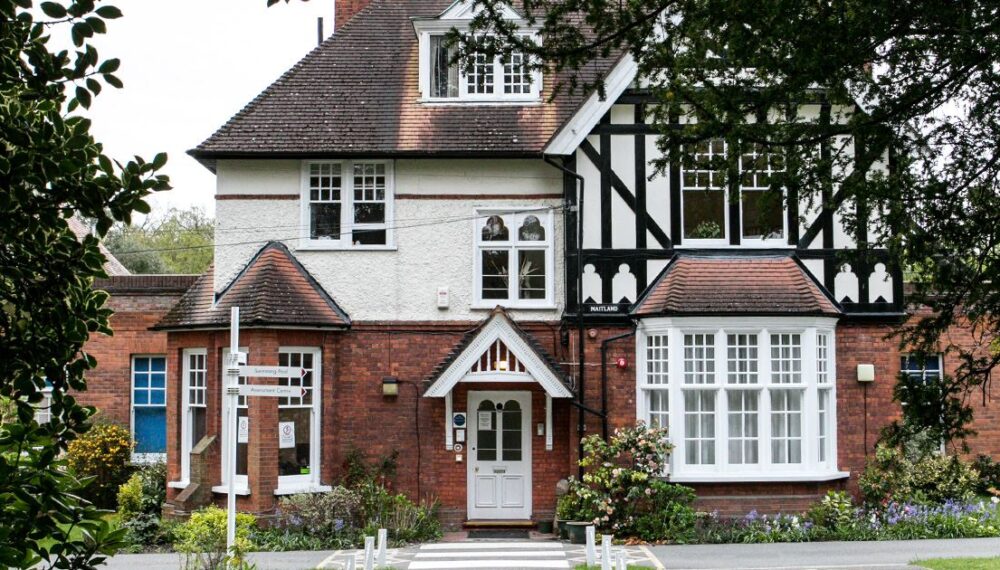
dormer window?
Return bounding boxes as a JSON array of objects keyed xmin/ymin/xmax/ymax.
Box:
[
  {"xmin": 415, "ymin": 2, "xmax": 541, "ymax": 103},
  {"xmin": 424, "ymin": 33, "xmax": 540, "ymax": 101}
]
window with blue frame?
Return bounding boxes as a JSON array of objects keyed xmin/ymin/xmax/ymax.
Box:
[{"xmin": 132, "ymin": 356, "xmax": 167, "ymax": 455}]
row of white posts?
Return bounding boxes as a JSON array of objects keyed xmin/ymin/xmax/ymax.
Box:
[
  {"xmin": 342, "ymin": 528, "xmax": 388, "ymax": 570},
  {"xmin": 585, "ymin": 525, "xmax": 629, "ymax": 570}
]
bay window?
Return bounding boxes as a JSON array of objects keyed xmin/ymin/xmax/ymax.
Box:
[
  {"xmin": 301, "ymin": 160, "xmax": 393, "ymax": 249},
  {"xmin": 474, "ymin": 209, "xmax": 554, "ymax": 308},
  {"xmin": 276, "ymin": 347, "xmax": 324, "ymax": 492},
  {"xmin": 637, "ymin": 317, "xmax": 842, "ymax": 481},
  {"xmin": 181, "ymin": 349, "xmax": 207, "ymax": 485}
]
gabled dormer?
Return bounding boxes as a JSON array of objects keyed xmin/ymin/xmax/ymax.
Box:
[{"xmin": 412, "ymin": 1, "xmax": 542, "ymax": 103}]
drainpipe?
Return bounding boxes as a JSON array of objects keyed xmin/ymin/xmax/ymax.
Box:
[
  {"xmin": 600, "ymin": 327, "xmax": 636, "ymax": 440},
  {"xmin": 543, "ymin": 155, "xmax": 588, "ymax": 478}
]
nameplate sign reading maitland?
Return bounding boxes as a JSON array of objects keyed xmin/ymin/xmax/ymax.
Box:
[
  {"xmin": 236, "ymin": 384, "xmax": 305, "ymax": 398},
  {"xmin": 237, "ymin": 366, "xmax": 307, "ymax": 378}
]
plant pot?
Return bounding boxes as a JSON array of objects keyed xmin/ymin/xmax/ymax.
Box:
[
  {"xmin": 537, "ymin": 520, "xmax": 554, "ymax": 534},
  {"xmin": 566, "ymin": 521, "xmax": 590, "ymax": 544},
  {"xmin": 557, "ymin": 519, "xmax": 570, "ymax": 540}
]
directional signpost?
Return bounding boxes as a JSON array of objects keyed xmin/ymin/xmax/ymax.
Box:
[{"xmin": 224, "ymin": 308, "xmax": 309, "ymax": 568}]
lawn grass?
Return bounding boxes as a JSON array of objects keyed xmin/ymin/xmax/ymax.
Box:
[
  {"xmin": 38, "ymin": 512, "xmax": 120, "ymax": 549},
  {"xmin": 913, "ymin": 557, "xmax": 1000, "ymax": 570}
]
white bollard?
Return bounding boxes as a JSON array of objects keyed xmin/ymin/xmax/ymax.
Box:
[
  {"xmin": 376, "ymin": 528, "xmax": 387, "ymax": 567},
  {"xmin": 615, "ymin": 549, "xmax": 627, "ymax": 570},
  {"xmin": 601, "ymin": 534, "xmax": 613, "ymax": 570},
  {"xmin": 345, "ymin": 556, "xmax": 356, "ymax": 570},
  {"xmin": 363, "ymin": 536, "xmax": 375, "ymax": 570},
  {"xmin": 585, "ymin": 525, "xmax": 597, "ymax": 566}
]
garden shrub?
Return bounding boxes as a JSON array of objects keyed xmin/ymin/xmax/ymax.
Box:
[
  {"xmin": 65, "ymin": 422, "xmax": 134, "ymax": 508},
  {"xmin": 806, "ymin": 491, "xmax": 856, "ymax": 533},
  {"xmin": 117, "ymin": 461, "xmax": 169, "ymax": 548},
  {"xmin": 173, "ymin": 506, "xmax": 256, "ymax": 570},
  {"xmin": 273, "ymin": 487, "xmax": 361, "ymax": 546},
  {"xmin": 632, "ymin": 480, "xmax": 697, "ymax": 543},
  {"xmin": 859, "ymin": 444, "xmax": 979, "ymax": 505},
  {"xmin": 972, "ymin": 455, "xmax": 1000, "ymax": 496},
  {"xmin": 354, "ymin": 480, "xmax": 441, "ymax": 545}
]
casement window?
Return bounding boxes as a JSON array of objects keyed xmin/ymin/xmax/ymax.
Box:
[
  {"xmin": 899, "ymin": 353, "xmax": 946, "ymax": 453},
  {"xmin": 474, "ymin": 208, "xmax": 554, "ymax": 308},
  {"xmin": 33, "ymin": 382, "xmax": 53, "ymax": 424},
  {"xmin": 637, "ymin": 317, "xmax": 842, "ymax": 481},
  {"xmin": 301, "ymin": 160, "xmax": 393, "ymax": 249},
  {"xmin": 423, "ymin": 33, "xmax": 541, "ymax": 102},
  {"xmin": 181, "ymin": 349, "xmax": 208, "ymax": 484},
  {"xmin": 132, "ymin": 356, "xmax": 167, "ymax": 461},
  {"xmin": 680, "ymin": 139, "xmax": 786, "ymax": 245},
  {"xmin": 277, "ymin": 347, "xmax": 323, "ymax": 492}
]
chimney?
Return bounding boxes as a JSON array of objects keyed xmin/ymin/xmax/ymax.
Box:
[{"xmin": 334, "ymin": 0, "xmax": 371, "ymax": 31}]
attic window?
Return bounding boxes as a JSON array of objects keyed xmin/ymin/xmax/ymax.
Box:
[{"xmin": 424, "ymin": 34, "xmax": 541, "ymax": 102}]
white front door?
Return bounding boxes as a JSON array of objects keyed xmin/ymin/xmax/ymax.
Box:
[{"xmin": 467, "ymin": 391, "xmax": 532, "ymax": 520}]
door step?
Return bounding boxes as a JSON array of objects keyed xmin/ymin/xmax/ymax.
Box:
[{"xmin": 464, "ymin": 519, "xmax": 536, "ymax": 529}]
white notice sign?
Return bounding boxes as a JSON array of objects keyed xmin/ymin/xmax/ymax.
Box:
[
  {"xmin": 237, "ymin": 416, "xmax": 249, "ymax": 444},
  {"xmin": 278, "ymin": 421, "xmax": 295, "ymax": 449},
  {"xmin": 478, "ymin": 411, "xmax": 492, "ymax": 430},
  {"xmin": 237, "ymin": 384, "xmax": 304, "ymax": 398},
  {"xmin": 238, "ymin": 365, "xmax": 307, "ymax": 379}
]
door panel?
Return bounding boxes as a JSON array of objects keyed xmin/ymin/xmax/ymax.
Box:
[{"xmin": 468, "ymin": 391, "xmax": 531, "ymax": 520}]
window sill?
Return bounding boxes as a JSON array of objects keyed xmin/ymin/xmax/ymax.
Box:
[
  {"xmin": 167, "ymin": 480, "xmax": 188, "ymax": 490},
  {"xmin": 274, "ymin": 484, "xmax": 332, "ymax": 496},
  {"xmin": 211, "ymin": 485, "xmax": 251, "ymax": 496},
  {"xmin": 297, "ymin": 242, "xmax": 397, "ymax": 252},
  {"xmin": 668, "ymin": 470, "xmax": 850, "ymax": 483},
  {"xmin": 418, "ymin": 97, "xmax": 542, "ymax": 106},
  {"xmin": 471, "ymin": 302, "xmax": 558, "ymax": 311}
]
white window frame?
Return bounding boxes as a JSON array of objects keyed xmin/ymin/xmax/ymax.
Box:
[
  {"xmin": 299, "ymin": 160, "xmax": 395, "ymax": 251},
  {"xmin": 678, "ymin": 140, "xmax": 789, "ymax": 248},
  {"xmin": 636, "ymin": 316, "xmax": 845, "ymax": 482},
  {"xmin": 416, "ymin": 29, "xmax": 543, "ymax": 103},
  {"xmin": 472, "ymin": 207, "xmax": 555, "ymax": 309},
  {"xmin": 275, "ymin": 346, "xmax": 329, "ymax": 495},
  {"xmin": 216, "ymin": 346, "xmax": 250, "ymax": 494},
  {"xmin": 179, "ymin": 348, "xmax": 208, "ymax": 486},
  {"xmin": 130, "ymin": 354, "xmax": 167, "ymax": 464},
  {"xmin": 899, "ymin": 353, "xmax": 947, "ymax": 454},
  {"xmin": 34, "ymin": 384, "xmax": 53, "ymax": 424}
]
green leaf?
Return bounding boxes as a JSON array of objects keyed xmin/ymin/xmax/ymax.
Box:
[
  {"xmin": 74, "ymin": 86, "xmax": 91, "ymax": 108},
  {"xmin": 97, "ymin": 58, "xmax": 119, "ymax": 73},
  {"xmin": 85, "ymin": 16, "xmax": 105, "ymax": 34},
  {"xmin": 95, "ymin": 5, "xmax": 122, "ymax": 18},
  {"xmin": 40, "ymin": 2, "xmax": 66, "ymax": 18},
  {"xmin": 102, "ymin": 73, "xmax": 122, "ymax": 88},
  {"xmin": 151, "ymin": 152, "xmax": 167, "ymax": 170},
  {"xmin": 86, "ymin": 77, "xmax": 101, "ymax": 95}
]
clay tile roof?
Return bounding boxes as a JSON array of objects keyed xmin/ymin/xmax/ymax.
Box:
[
  {"xmin": 189, "ymin": 0, "xmax": 619, "ymax": 165},
  {"xmin": 153, "ymin": 242, "xmax": 350, "ymax": 330},
  {"xmin": 423, "ymin": 307, "xmax": 572, "ymax": 394},
  {"xmin": 632, "ymin": 255, "xmax": 841, "ymax": 317}
]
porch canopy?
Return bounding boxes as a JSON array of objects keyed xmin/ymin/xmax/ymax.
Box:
[{"xmin": 423, "ymin": 307, "xmax": 573, "ymax": 450}]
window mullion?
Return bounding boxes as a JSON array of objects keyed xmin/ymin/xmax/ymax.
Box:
[
  {"xmin": 760, "ymin": 328, "xmax": 773, "ymax": 468},
  {"xmin": 508, "ymin": 245, "xmax": 518, "ymax": 300},
  {"xmin": 715, "ymin": 328, "xmax": 726, "ymax": 472},
  {"xmin": 803, "ymin": 328, "xmax": 818, "ymax": 468}
]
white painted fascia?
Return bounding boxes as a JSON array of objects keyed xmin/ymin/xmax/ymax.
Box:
[
  {"xmin": 424, "ymin": 313, "xmax": 573, "ymax": 398},
  {"xmin": 544, "ymin": 53, "xmax": 638, "ymax": 156}
]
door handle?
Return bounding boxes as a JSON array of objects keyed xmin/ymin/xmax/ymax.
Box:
[{"xmin": 474, "ymin": 466, "xmax": 479, "ymax": 473}]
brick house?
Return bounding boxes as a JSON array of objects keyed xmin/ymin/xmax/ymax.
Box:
[
  {"xmin": 156, "ymin": 0, "xmax": 999, "ymax": 525},
  {"xmin": 61, "ymin": 217, "xmax": 198, "ymax": 461}
]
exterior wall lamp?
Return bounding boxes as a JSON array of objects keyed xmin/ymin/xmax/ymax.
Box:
[{"xmin": 382, "ymin": 376, "xmax": 399, "ymax": 397}]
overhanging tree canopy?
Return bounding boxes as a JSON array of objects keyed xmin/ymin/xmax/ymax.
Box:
[{"xmin": 457, "ymin": 0, "xmax": 1000, "ymax": 450}]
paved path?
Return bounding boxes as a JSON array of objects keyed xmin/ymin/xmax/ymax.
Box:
[{"xmin": 96, "ymin": 537, "xmax": 1000, "ymax": 570}]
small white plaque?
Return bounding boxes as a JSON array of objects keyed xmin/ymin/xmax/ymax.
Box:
[
  {"xmin": 478, "ymin": 411, "xmax": 492, "ymax": 430},
  {"xmin": 456, "ymin": 429, "xmax": 465, "ymax": 443},
  {"xmin": 278, "ymin": 421, "xmax": 296, "ymax": 449},
  {"xmin": 237, "ymin": 416, "xmax": 249, "ymax": 444}
]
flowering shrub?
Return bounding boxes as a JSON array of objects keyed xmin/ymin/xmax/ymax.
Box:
[
  {"xmin": 65, "ymin": 421, "xmax": 134, "ymax": 508},
  {"xmin": 561, "ymin": 423, "xmax": 696, "ymax": 541},
  {"xmin": 173, "ymin": 506, "xmax": 256, "ymax": 569}
]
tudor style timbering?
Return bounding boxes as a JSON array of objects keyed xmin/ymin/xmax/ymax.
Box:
[{"xmin": 562, "ymin": 95, "xmax": 903, "ymax": 318}]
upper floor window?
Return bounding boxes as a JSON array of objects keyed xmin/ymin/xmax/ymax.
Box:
[
  {"xmin": 301, "ymin": 160, "xmax": 394, "ymax": 249},
  {"xmin": 474, "ymin": 209, "xmax": 554, "ymax": 308},
  {"xmin": 423, "ymin": 34, "xmax": 541, "ymax": 102},
  {"xmin": 680, "ymin": 140, "xmax": 786, "ymax": 245}
]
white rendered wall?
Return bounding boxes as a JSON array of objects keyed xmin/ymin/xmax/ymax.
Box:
[{"xmin": 214, "ymin": 159, "xmax": 565, "ymax": 322}]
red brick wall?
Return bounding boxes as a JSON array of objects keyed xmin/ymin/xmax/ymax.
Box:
[
  {"xmin": 163, "ymin": 317, "xmax": 1000, "ymax": 522},
  {"xmin": 79, "ymin": 289, "xmax": 188, "ymax": 427}
]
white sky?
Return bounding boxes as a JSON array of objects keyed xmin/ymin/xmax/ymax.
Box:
[{"xmin": 85, "ymin": 0, "xmax": 337, "ymax": 217}]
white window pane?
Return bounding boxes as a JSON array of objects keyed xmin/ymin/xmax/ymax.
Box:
[
  {"xmin": 645, "ymin": 335, "xmax": 669, "ymax": 385},
  {"xmin": 770, "ymin": 333, "xmax": 802, "ymax": 384},
  {"xmin": 684, "ymin": 334, "xmax": 716, "ymax": 384}
]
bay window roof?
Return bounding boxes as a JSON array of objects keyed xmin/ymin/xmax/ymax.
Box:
[{"xmin": 633, "ymin": 255, "xmax": 841, "ymax": 317}]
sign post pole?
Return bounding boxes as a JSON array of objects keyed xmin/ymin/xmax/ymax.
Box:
[{"xmin": 226, "ymin": 307, "xmax": 240, "ymax": 566}]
